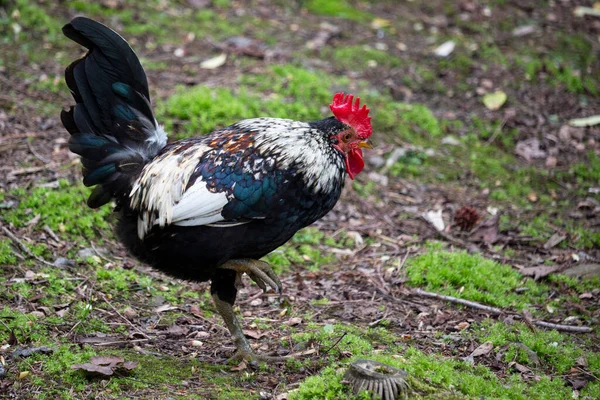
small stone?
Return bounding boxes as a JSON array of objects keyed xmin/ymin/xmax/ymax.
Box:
[
  {"xmin": 512, "ymin": 25, "xmax": 537, "ymax": 37},
  {"xmin": 433, "ymin": 40, "xmax": 455, "ymax": 57},
  {"xmin": 374, "ymin": 42, "xmax": 388, "ymax": 51},
  {"xmin": 481, "ymin": 79, "xmax": 494, "ymax": 89},
  {"xmin": 545, "ymin": 156, "xmax": 557, "ymax": 168},
  {"xmin": 29, "ymin": 311, "xmax": 45, "ymax": 318},
  {"xmin": 77, "ymin": 248, "xmax": 95, "ymax": 259},
  {"xmin": 454, "ymin": 322, "xmax": 470, "ymax": 331},
  {"xmin": 123, "ymin": 307, "xmax": 137, "ymax": 319},
  {"xmin": 442, "ymin": 135, "xmax": 461, "ymax": 146},
  {"xmin": 249, "ymin": 298, "xmax": 263, "ymax": 306}
]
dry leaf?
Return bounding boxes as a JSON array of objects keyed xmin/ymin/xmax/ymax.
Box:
[
  {"xmin": 509, "ymin": 362, "xmax": 532, "ymax": 373},
  {"xmin": 468, "ymin": 215, "xmax": 501, "ymax": 244},
  {"xmin": 12, "ymin": 346, "xmax": 54, "ymax": 358},
  {"xmin": 371, "ymin": 18, "xmax": 391, "ymax": 29},
  {"xmin": 153, "ymin": 304, "xmax": 178, "ymax": 313},
  {"xmin": 568, "ymin": 115, "xmax": 600, "ymax": 127},
  {"xmin": 17, "ymin": 371, "xmax": 29, "ymax": 380},
  {"xmin": 482, "ymin": 91, "xmax": 507, "ymax": 110},
  {"xmin": 200, "ymin": 53, "xmax": 227, "ymax": 69},
  {"xmin": 244, "ymin": 329, "xmax": 266, "ymax": 340},
  {"xmin": 166, "ymin": 325, "xmax": 189, "ymax": 338},
  {"xmin": 72, "ymin": 355, "xmax": 138, "ymax": 377},
  {"xmin": 470, "ymin": 341, "xmax": 494, "ymax": 358},
  {"xmin": 230, "ymin": 360, "xmax": 247, "ymax": 372},
  {"xmin": 515, "ymin": 138, "xmax": 547, "ymax": 162},
  {"xmin": 454, "ymin": 321, "xmax": 470, "ymax": 330},
  {"xmin": 72, "ymin": 363, "xmax": 115, "ymax": 377},
  {"xmin": 519, "ymin": 265, "xmax": 562, "ymax": 280},
  {"xmin": 576, "ymin": 356, "xmax": 588, "ymax": 368},
  {"xmin": 543, "ymin": 233, "xmax": 566, "ymax": 249},
  {"xmin": 423, "ymin": 209, "xmax": 445, "ymax": 231},
  {"xmin": 189, "ymin": 304, "xmax": 203, "ymax": 317}
]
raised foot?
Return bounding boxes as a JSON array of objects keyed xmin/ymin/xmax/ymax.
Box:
[{"xmin": 222, "ymin": 259, "xmax": 282, "ymax": 293}]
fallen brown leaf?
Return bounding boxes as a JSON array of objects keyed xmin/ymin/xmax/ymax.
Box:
[
  {"xmin": 244, "ymin": 329, "xmax": 266, "ymax": 340},
  {"xmin": 468, "ymin": 215, "xmax": 501, "ymax": 244},
  {"xmin": 518, "ymin": 265, "xmax": 562, "ymax": 280}
]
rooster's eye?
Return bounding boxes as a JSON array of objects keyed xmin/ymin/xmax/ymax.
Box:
[{"xmin": 342, "ymin": 132, "xmax": 352, "ymax": 143}]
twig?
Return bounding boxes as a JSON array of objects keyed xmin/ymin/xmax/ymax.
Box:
[
  {"xmin": 43, "ymin": 225, "xmax": 60, "ymax": 242},
  {"xmin": 237, "ymin": 289, "xmax": 266, "ymax": 305},
  {"xmin": 26, "ymin": 139, "xmax": 51, "ymax": 164},
  {"xmin": 533, "ymin": 321, "xmax": 593, "ymax": 333},
  {"xmin": 7, "ymin": 166, "xmax": 49, "ymax": 177},
  {"xmin": 411, "ymin": 289, "xmax": 594, "ymax": 333},
  {"xmin": 485, "ymin": 117, "xmax": 507, "ymax": 146},
  {"xmin": 100, "ymin": 294, "xmax": 149, "ymax": 339},
  {"xmin": 1, "ymin": 225, "xmax": 54, "ymax": 267},
  {"xmin": 398, "ymin": 250, "xmax": 410, "ymax": 271},
  {"xmin": 411, "ymin": 288, "xmax": 503, "ymax": 314},
  {"xmin": 92, "ymin": 338, "xmax": 150, "ymax": 346},
  {"xmin": 322, "ymin": 332, "xmax": 347, "ymax": 354}
]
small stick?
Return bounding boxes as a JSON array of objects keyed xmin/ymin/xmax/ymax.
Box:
[
  {"xmin": 322, "ymin": 332, "xmax": 347, "ymax": 354},
  {"xmin": 100, "ymin": 294, "xmax": 149, "ymax": 339},
  {"xmin": 1, "ymin": 225, "xmax": 54, "ymax": 267},
  {"xmin": 411, "ymin": 288, "xmax": 503, "ymax": 314},
  {"xmin": 533, "ymin": 321, "xmax": 592, "ymax": 333},
  {"xmin": 412, "ymin": 288, "xmax": 593, "ymax": 333},
  {"xmin": 26, "ymin": 140, "xmax": 50, "ymax": 164},
  {"xmin": 42, "ymin": 225, "xmax": 60, "ymax": 242}
]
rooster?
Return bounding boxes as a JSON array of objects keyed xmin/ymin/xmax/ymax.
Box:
[{"xmin": 61, "ymin": 17, "xmax": 372, "ymax": 361}]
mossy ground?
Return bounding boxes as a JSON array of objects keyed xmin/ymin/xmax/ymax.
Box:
[{"xmin": 1, "ymin": 0, "xmax": 599, "ymax": 399}]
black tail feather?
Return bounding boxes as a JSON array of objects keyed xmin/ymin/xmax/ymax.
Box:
[{"xmin": 61, "ymin": 17, "xmax": 167, "ymax": 208}]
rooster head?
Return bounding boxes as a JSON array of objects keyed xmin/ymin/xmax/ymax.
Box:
[{"xmin": 329, "ymin": 93, "xmax": 372, "ymax": 179}]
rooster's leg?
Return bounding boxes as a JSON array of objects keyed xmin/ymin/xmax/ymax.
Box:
[
  {"xmin": 220, "ymin": 259, "xmax": 282, "ymax": 293},
  {"xmin": 211, "ymin": 264, "xmax": 287, "ymax": 362}
]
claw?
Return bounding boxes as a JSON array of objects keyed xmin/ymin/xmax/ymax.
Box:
[
  {"xmin": 248, "ymin": 272, "xmax": 267, "ymax": 292},
  {"xmin": 220, "ymin": 259, "xmax": 282, "ymax": 294}
]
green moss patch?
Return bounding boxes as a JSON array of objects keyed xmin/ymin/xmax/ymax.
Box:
[
  {"xmin": 2, "ymin": 180, "xmax": 112, "ymax": 242},
  {"xmin": 404, "ymin": 250, "xmax": 548, "ymax": 309},
  {"xmin": 304, "ymin": 0, "xmax": 373, "ymax": 21}
]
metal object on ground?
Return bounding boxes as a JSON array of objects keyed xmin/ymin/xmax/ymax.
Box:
[{"xmin": 344, "ymin": 359, "xmax": 409, "ymax": 400}]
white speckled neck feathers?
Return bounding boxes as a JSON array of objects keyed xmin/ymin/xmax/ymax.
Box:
[{"xmin": 232, "ymin": 118, "xmax": 346, "ymax": 192}]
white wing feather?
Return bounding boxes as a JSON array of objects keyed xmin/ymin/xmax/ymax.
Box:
[
  {"xmin": 169, "ymin": 182, "xmax": 228, "ymax": 226},
  {"xmin": 130, "ymin": 142, "xmax": 229, "ymax": 238}
]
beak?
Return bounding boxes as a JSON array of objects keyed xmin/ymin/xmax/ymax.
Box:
[{"xmin": 357, "ymin": 139, "xmax": 373, "ymax": 149}]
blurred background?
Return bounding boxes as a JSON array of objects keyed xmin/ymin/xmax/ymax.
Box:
[{"xmin": 0, "ymin": 1, "xmax": 599, "ymax": 399}]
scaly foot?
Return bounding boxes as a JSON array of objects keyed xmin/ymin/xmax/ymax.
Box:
[
  {"xmin": 212, "ymin": 290, "xmax": 288, "ymax": 364},
  {"xmin": 220, "ymin": 259, "xmax": 282, "ymax": 293}
]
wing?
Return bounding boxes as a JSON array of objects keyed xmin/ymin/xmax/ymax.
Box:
[{"xmin": 129, "ymin": 127, "xmax": 291, "ymax": 239}]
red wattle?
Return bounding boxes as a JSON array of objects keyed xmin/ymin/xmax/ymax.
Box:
[{"xmin": 345, "ymin": 148, "xmax": 364, "ymax": 179}]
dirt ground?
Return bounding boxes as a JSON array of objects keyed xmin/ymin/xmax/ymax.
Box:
[{"xmin": 0, "ymin": 0, "xmax": 599, "ymax": 399}]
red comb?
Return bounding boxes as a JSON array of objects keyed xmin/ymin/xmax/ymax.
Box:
[{"xmin": 329, "ymin": 93, "xmax": 372, "ymax": 139}]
